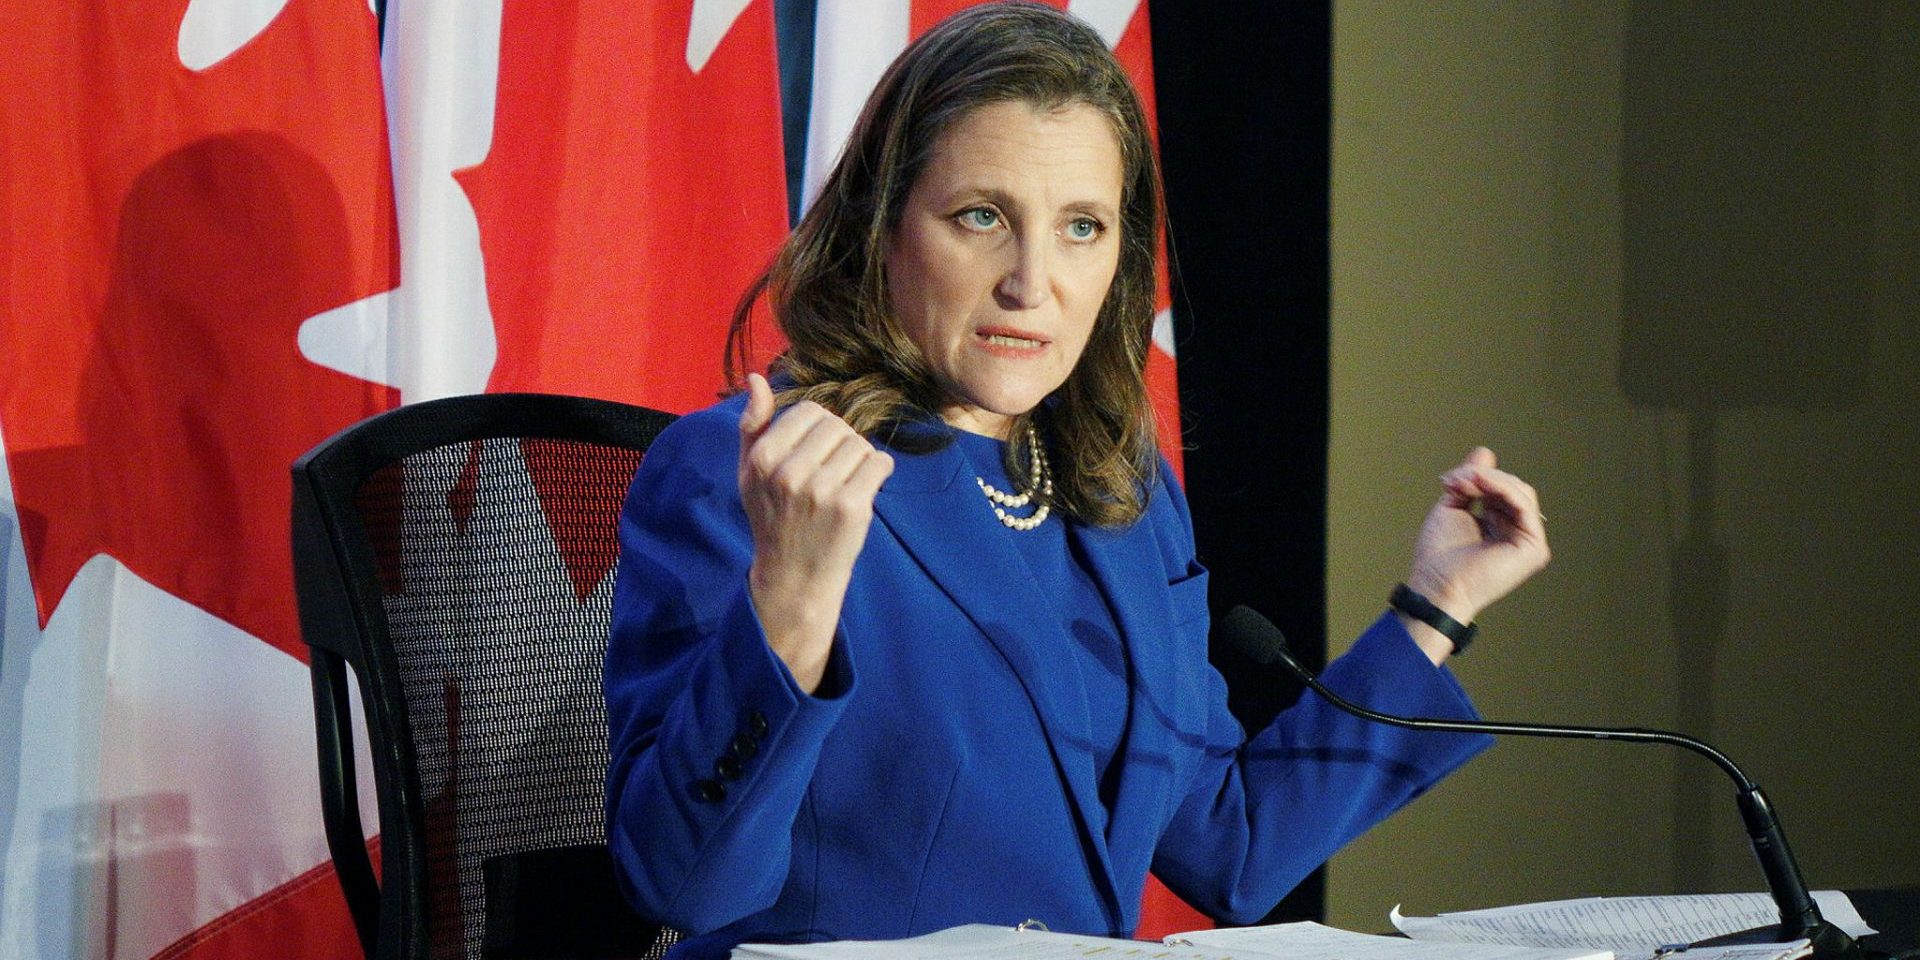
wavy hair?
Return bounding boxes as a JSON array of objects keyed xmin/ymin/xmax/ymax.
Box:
[{"xmin": 727, "ymin": 1, "xmax": 1163, "ymax": 527}]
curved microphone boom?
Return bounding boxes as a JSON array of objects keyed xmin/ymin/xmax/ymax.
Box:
[{"xmin": 1216, "ymin": 605, "xmax": 1870, "ymax": 960}]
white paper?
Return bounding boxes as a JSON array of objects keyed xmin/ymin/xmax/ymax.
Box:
[
  {"xmin": 1171, "ymin": 920, "xmax": 1611, "ymax": 960},
  {"xmin": 732, "ymin": 923, "xmax": 1231, "ymax": 960},
  {"xmin": 1391, "ymin": 891, "xmax": 1875, "ymax": 956}
]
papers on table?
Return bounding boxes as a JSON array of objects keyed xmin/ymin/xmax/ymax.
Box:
[
  {"xmin": 1170, "ymin": 921, "xmax": 1610, "ymax": 960},
  {"xmin": 739, "ymin": 919, "xmax": 1617, "ymax": 960},
  {"xmin": 1391, "ymin": 891, "xmax": 1875, "ymax": 959},
  {"xmin": 730, "ymin": 923, "xmax": 1230, "ymax": 959},
  {"xmin": 732, "ymin": 891, "xmax": 1877, "ymax": 960}
]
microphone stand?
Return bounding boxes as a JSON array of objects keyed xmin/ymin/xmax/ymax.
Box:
[{"xmin": 1218, "ymin": 606, "xmax": 1876, "ymax": 960}]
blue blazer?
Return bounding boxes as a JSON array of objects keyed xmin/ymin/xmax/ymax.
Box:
[{"xmin": 605, "ymin": 395, "xmax": 1489, "ymax": 960}]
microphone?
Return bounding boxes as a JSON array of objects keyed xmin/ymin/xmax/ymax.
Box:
[{"xmin": 1216, "ymin": 605, "xmax": 1872, "ymax": 960}]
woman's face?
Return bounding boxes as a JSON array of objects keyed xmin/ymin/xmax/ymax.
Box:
[{"xmin": 884, "ymin": 100, "xmax": 1124, "ymax": 439}]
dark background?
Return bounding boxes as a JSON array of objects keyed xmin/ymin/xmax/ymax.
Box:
[{"xmin": 1148, "ymin": 3, "xmax": 1332, "ymax": 924}]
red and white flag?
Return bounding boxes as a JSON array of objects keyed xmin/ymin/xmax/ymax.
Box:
[
  {"xmin": 1, "ymin": 1, "xmax": 395, "ymax": 957},
  {"xmin": 1, "ymin": 0, "xmax": 783, "ymax": 953},
  {"xmin": 331, "ymin": 0, "xmax": 791, "ymax": 410}
]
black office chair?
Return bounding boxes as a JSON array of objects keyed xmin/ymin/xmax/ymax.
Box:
[{"xmin": 293, "ymin": 393, "xmax": 680, "ymax": 960}]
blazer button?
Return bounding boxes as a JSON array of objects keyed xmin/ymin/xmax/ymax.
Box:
[
  {"xmin": 728, "ymin": 733, "xmax": 758, "ymax": 760},
  {"xmin": 715, "ymin": 755, "xmax": 743, "ymax": 781},
  {"xmin": 693, "ymin": 778, "xmax": 726, "ymax": 803},
  {"xmin": 747, "ymin": 710, "xmax": 769, "ymax": 737}
]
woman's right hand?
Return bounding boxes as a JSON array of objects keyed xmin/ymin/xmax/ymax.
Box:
[{"xmin": 737, "ymin": 373, "xmax": 894, "ymax": 694}]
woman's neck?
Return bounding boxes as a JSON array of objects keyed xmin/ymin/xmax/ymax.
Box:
[{"xmin": 938, "ymin": 404, "xmax": 1015, "ymax": 440}]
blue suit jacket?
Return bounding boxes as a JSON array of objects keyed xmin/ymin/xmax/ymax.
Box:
[{"xmin": 605, "ymin": 395, "xmax": 1490, "ymax": 959}]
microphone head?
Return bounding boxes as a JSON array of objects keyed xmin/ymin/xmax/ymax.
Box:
[{"xmin": 1219, "ymin": 605, "xmax": 1290, "ymax": 666}]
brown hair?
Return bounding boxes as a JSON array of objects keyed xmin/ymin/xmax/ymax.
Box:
[{"xmin": 727, "ymin": 1, "xmax": 1163, "ymax": 527}]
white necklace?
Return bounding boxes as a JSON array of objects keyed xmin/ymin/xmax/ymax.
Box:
[{"xmin": 975, "ymin": 424, "xmax": 1052, "ymax": 531}]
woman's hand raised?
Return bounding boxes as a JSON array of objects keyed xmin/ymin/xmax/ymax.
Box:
[
  {"xmin": 737, "ymin": 373, "xmax": 895, "ymax": 694},
  {"xmin": 1401, "ymin": 447, "xmax": 1550, "ymax": 664}
]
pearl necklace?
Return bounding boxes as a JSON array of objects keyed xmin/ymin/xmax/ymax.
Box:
[{"xmin": 975, "ymin": 424, "xmax": 1052, "ymax": 531}]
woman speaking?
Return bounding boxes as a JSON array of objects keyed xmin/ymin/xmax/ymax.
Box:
[{"xmin": 604, "ymin": 4, "xmax": 1550, "ymax": 958}]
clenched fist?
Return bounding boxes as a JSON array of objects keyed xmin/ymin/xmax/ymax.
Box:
[{"xmin": 737, "ymin": 373, "xmax": 894, "ymax": 693}]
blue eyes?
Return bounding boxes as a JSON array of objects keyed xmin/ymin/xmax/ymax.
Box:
[{"xmin": 954, "ymin": 207, "xmax": 1105, "ymax": 241}]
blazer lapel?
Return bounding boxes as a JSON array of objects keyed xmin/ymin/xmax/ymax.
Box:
[
  {"xmin": 1068, "ymin": 500, "xmax": 1180, "ymax": 889},
  {"xmin": 871, "ymin": 438, "xmax": 1121, "ymax": 908}
]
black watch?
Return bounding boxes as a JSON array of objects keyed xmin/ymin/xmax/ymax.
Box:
[{"xmin": 1389, "ymin": 583, "xmax": 1477, "ymax": 654}]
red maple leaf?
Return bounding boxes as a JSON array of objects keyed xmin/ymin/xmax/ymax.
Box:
[
  {"xmin": 455, "ymin": 0, "xmax": 792, "ymax": 416},
  {"xmin": 0, "ymin": 0, "xmax": 398, "ymax": 662}
]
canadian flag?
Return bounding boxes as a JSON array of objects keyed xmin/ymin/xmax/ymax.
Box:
[
  {"xmin": 329, "ymin": 0, "xmax": 790, "ymax": 409},
  {"xmin": 2, "ymin": 1, "xmax": 394, "ymax": 957},
  {"xmin": 3, "ymin": 0, "xmax": 790, "ymax": 957}
]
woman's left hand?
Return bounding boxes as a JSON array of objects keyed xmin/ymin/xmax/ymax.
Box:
[{"xmin": 1402, "ymin": 447, "xmax": 1550, "ymax": 657}]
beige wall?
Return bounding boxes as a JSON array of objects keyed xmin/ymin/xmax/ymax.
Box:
[{"xmin": 1325, "ymin": 1, "xmax": 1919, "ymax": 929}]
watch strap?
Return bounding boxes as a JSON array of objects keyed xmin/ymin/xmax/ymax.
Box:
[{"xmin": 1389, "ymin": 583, "xmax": 1477, "ymax": 654}]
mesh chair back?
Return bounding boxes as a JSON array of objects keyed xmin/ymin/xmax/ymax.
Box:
[{"xmin": 294, "ymin": 394, "xmax": 677, "ymax": 960}]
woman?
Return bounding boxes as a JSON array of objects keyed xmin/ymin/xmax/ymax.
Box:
[{"xmin": 604, "ymin": 5, "xmax": 1549, "ymax": 958}]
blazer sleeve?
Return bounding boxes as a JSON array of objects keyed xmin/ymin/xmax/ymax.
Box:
[
  {"xmin": 1143, "ymin": 463, "xmax": 1492, "ymax": 924},
  {"xmin": 603, "ymin": 401, "xmax": 857, "ymax": 934}
]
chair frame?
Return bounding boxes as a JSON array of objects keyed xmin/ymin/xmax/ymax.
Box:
[{"xmin": 292, "ymin": 392, "xmax": 677, "ymax": 959}]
